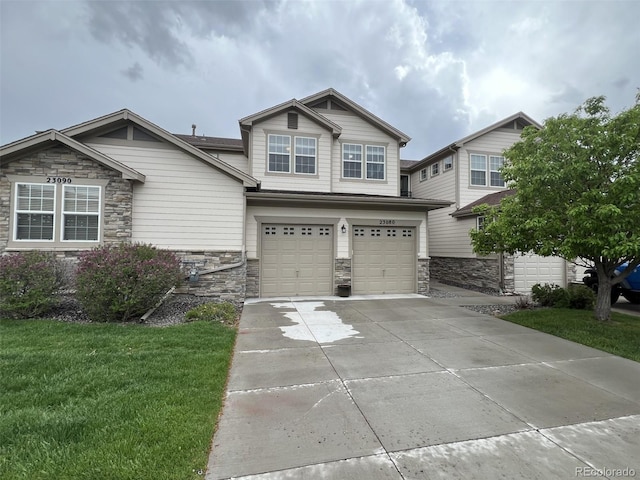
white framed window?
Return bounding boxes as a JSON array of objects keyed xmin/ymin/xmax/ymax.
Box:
[
  {"xmin": 476, "ymin": 215, "xmax": 485, "ymax": 230},
  {"xmin": 470, "ymin": 153, "xmax": 505, "ymax": 187},
  {"xmin": 444, "ymin": 155, "xmax": 453, "ymax": 171},
  {"xmin": 489, "ymin": 155, "xmax": 505, "ymax": 187},
  {"xmin": 13, "ymin": 181, "xmax": 102, "ymax": 244},
  {"xmin": 366, "ymin": 145, "xmax": 385, "ymax": 180},
  {"xmin": 62, "ymin": 185, "xmax": 100, "ymax": 241},
  {"xmin": 431, "ymin": 162, "xmax": 440, "ymax": 177},
  {"xmin": 294, "ymin": 136, "xmax": 316, "ymax": 174},
  {"xmin": 15, "ymin": 183, "xmax": 55, "ymax": 241},
  {"xmin": 420, "ymin": 168, "xmax": 428, "ymax": 181},
  {"xmin": 342, "ymin": 143, "xmax": 363, "ymax": 178},
  {"xmin": 268, "ymin": 134, "xmax": 291, "ymax": 173},
  {"xmin": 342, "ymin": 143, "xmax": 386, "ymax": 180}
]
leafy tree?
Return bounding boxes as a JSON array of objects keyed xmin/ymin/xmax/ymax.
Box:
[{"xmin": 471, "ymin": 95, "xmax": 640, "ymax": 321}]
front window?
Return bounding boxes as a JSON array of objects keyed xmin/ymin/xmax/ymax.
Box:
[
  {"xmin": 366, "ymin": 145, "xmax": 385, "ymax": 180},
  {"xmin": 268, "ymin": 135, "xmax": 291, "ymax": 173},
  {"xmin": 63, "ymin": 186, "xmax": 100, "ymax": 241},
  {"xmin": 470, "ymin": 154, "xmax": 487, "ymax": 186},
  {"xmin": 15, "ymin": 183, "xmax": 55, "ymax": 240},
  {"xmin": 343, "ymin": 143, "xmax": 386, "ymax": 180},
  {"xmin": 294, "ymin": 137, "xmax": 316, "ymax": 174},
  {"xmin": 489, "ymin": 156, "xmax": 505, "ymax": 187},
  {"xmin": 431, "ymin": 162, "xmax": 439, "ymax": 177},
  {"xmin": 471, "ymin": 153, "xmax": 505, "ymax": 187},
  {"xmin": 420, "ymin": 168, "xmax": 427, "ymax": 181},
  {"xmin": 342, "ymin": 143, "xmax": 362, "ymax": 178},
  {"xmin": 444, "ymin": 155, "xmax": 453, "ymax": 171},
  {"xmin": 13, "ymin": 182, "xmax": 101, "ymax": 244}
]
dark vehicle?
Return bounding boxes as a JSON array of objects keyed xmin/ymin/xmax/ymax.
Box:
[{"xmin": 583, "ymin": 262, "xmax": 640, "ymax": 304}]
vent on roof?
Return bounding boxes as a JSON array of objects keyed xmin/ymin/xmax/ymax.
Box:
[
  {"xmin": 132, "ymin": 127, "xmax": 160, "ymax": 142},
  {"xmin": 288, "ymin": 112, "xmax": 298, "ymax": 129},
  {"xmin": 311, "ymin": 100, "xmax": 328, "ymax": 109},
  {"xmin": 330, "ymin": 100, "xmax": 347, "ymax": 111},
  {"xmin": 100, "ymin": 127, "xmax": 128, "ymax": 139}
]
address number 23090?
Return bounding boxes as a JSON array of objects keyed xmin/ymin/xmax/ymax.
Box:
[{"xmin": 379, "ymin": 219, "xmax": 396, "ymax": 225}]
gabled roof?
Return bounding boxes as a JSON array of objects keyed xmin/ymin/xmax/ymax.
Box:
[
  {"xmin": 300, "ymin": 88, "xmax": 411, "ymax": 146},
  {"xmin": 406, "ymin": 112, "xmax": 541, "ymax": 172},
  {"xmin": 0, "ymin": 129, "xmax": 146, "ymax": 182},
  {"xmin": 239, "ymin": 98, "xmax": 342, "ymax": 135},
  {"xmin": 452, "ymin": 189, "xmax": 515, "ymax": 217},
  {"xmin": 61, "ymin": 109, "xmax": 258, "ymax": 187}
]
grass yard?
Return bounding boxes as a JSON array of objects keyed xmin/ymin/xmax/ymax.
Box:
[
  {"xmin": 501, "ymin": 308, "xmax": 640, "ymax": 362},
  {"xmin": 0, "ymin": 319, "xmax": 236, "ymax": 480}
]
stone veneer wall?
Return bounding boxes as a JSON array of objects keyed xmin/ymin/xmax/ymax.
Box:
[
  {"xmin": 0, "ymin": 146, "xmax": 134, "ymax": 252},
  {"xmin": 334, "ymin": 258, "xmax": 352, "ymax": 294},
  {"xmin": 417, "ymin": 258, "xmax": 430, "ymax": 295},
  {"xmin": 245, "ymin": 259, "xmax": 260, "ymax": 298},
  {"xmin": 174, "ymin": 251, "xmax": 247, "ymax": 304},
  {"xmin": 430, "ymin": 256, "xmax": 501, "ymax": 292}
]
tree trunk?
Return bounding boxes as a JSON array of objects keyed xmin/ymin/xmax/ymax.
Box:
[{"xmin": 594, "ymin": 266, "xmax": 612, "ymax": 322}]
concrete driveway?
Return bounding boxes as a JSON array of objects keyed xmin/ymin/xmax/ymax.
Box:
[{"xmin": 206, "ymin": 293, "xmax": 640, "ymax": 479}]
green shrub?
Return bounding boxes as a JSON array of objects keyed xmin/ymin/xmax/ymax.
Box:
[
  {"xmin": 185, "ymin": 302, "xmax": 237, "ymax": 324},
  {"xmin": 531, "ymin": 283, "xmax": 569, "ymax": 308},
  {"xmin": 567, "ymin": 284, "xmax": 596, "ymax": 310},
  {"xmin": 531, "ymin": 283, "xmax": 595, "ymax": 310},
  {"xmin": 0, "ymin": 251, "xmax": 62, "ymax": 318},
  {"xmin": 76, "ymin": 243, "xmax": 183, "ymax": 322}
]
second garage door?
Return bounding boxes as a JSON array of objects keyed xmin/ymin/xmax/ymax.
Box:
[
  {"xmin": 352, "ymin": 226, "xmax": 416, "ymax": 294},
  {"xmin": 261, "ymin": 224, "xmax": 333, "ymax": 297},
  {"xmin": 514, "ymin": 253, "xmax": 566, "ymax": 293}
]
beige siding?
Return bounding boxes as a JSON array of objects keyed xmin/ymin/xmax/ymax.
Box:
[
  {"xmin": 458, "ymin": 130, "xmax": 521, "ymax": 207},
  {"xmin": 250, "ymin": 113, "xmax": 332, "ymax": 192},
  {"xmin": 87, "ymin": 143, "xmax": 244, "ymax": 250},
  {"xmin": 216, "ymin": 152, "xmax": 249, "ymax": 174},
  {"xmin": 428, "ymin": 207, "xmax": 477, "ymax": 257},
  {"xmin": 246, "ymin": 205, "xmax": 427, "ymax": 259},
  {"xmin": 321, "ymin": 111, "xmax": 400, "ymax": 196},
  {"xmin": 411, "ymin": 163, "xmax": 456, "ymax": 202}
]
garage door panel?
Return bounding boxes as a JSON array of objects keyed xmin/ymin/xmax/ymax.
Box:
[
  {"xmin": 352, "ymin": 226, "xmax": 416, "ymax": 294},
  {"xmin": 261, "ymin": 224, "xmax": 333, "ymax": 297},
  {"xmin": 514, "ymin": 254, "xmax": 565, "ymax": 293}
]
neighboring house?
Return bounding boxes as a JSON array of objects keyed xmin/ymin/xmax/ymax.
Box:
[
  {"xmin": 0, "ymin": 89, "xmax": 451, "ymax": 302},
  {"xmin": 402, "ymin": 112, "xmax": 580, "ymax": 293}
]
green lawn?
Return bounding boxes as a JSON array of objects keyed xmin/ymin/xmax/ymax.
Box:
[
  {"xmin": 0, "ymin": 319, "xmax": 236, "ymax": 480},
  {"xmin": 501, "ymin": 309, "xmax": 640, "ymax": 362}
]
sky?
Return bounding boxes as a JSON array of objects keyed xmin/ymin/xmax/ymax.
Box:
[{"xmin": 1, "ymin": 0, "xmax": 638, "ymax": 160}]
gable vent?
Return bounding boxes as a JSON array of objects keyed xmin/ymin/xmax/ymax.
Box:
[{"xmin": 288, "ymin": 112, "xmax": 298, "ymax": 129}]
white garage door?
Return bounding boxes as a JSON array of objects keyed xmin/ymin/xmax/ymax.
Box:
[
  {"xmin": 261, "ymin": 224, "xmax": 333, "ymax": 297},
  {"xmin": 514, "ymin": 254, "xmax": 566, "ymax": 293},
  {"xmin": 352, "ymin": 226, "xmax": 416, "ymax": 294}
]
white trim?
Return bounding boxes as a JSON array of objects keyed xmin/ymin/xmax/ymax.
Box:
[
  {"xmin": 293, "ymin": 136, "xmax": 317, "ymax": 175},
  {"xmin": 13, "ymin": 182, "xmax": 56, "ymax": 242},
  {"xmin": 267, "ymin": 134, "xmax": 291, "ymax": 173},
  {"xmin": 60, "ymin": 185, "xmax": 101, "ymax": 243}
]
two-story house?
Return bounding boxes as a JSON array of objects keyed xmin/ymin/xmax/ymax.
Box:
[
  {"xmin": 402, "ymin": 112, "xmax": 579, "ymax": 293},
  {"xmin": 0, "ymin": 89, "xmax": 451, "ymax": 302}
]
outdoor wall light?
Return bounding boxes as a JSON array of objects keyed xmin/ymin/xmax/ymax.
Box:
[{"xmin": 341, "ymin": 224, "xmax": 347, "ymax": 234}]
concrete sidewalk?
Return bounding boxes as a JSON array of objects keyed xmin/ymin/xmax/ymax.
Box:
[{"xmin": 206, "ymin": 290, "xmax": 640, "ymax": 479}]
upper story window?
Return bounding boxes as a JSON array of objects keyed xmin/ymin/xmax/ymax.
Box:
[
  {"xmin": 420, "ymin": 168, "xmax": 427, "ymax": 181},
  {"xmin": 268, "ymin": 134, "xmax": 291, "ymax": 173},
  {"xmin": 366, "ymin": 146, "xmax": 385, "ymax": 180},
  {"xmin": 342, "ymin": 144, "xmax": 362, "ymax": 178},
  {"xmin": 444, "ymin": 155, "xmax": 454, "ymax": 171},
  {"xmin": 470, "ymin": 154, "xmax": 505, "ymax": 187},
  {"xmin": 342, "ymin": 143, "xmax": 385, "ymax": 180},
  {"xmin": 268, "ymin": 134, "xmax": 316, "ymax": 175},
  {"xmin": 431, "ymin": 162, "xmax": 440, "ymax": 177},
  {"xmin": 294, "ymin": 137, "xmax": 316, "ymax": 174},
  {"xmin": 13, "ymin": 181, "xmax": 101, "ymax": 243}
]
